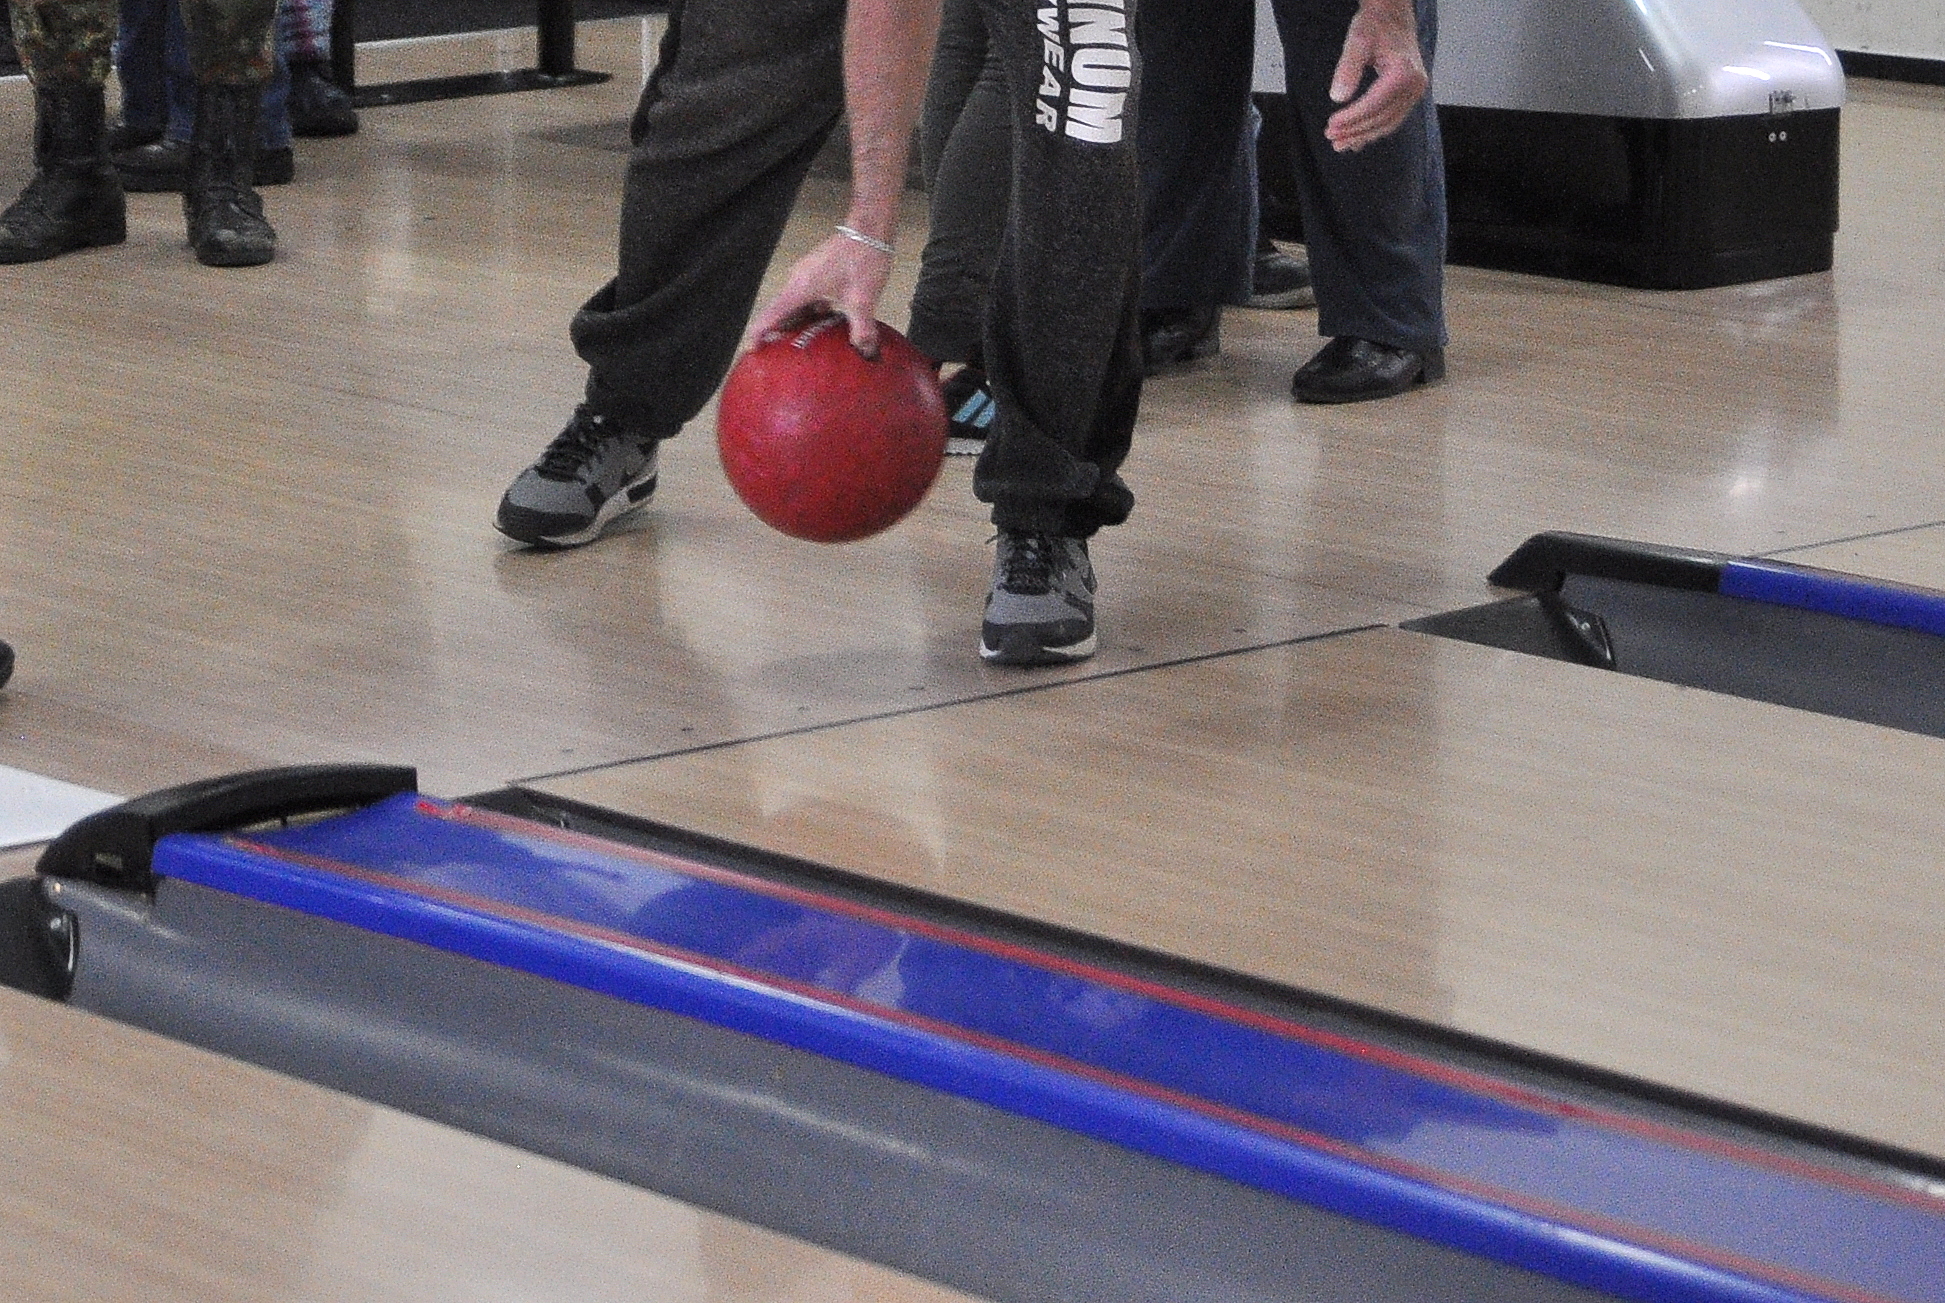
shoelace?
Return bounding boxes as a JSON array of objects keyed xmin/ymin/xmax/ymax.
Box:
[
  {"xmin": 995, "ymin": 532, "xmax": 1057, "ymax": 595},
  {"xmin": 536, "ymin": 408, "xmax": 611, "ymax": 480},
  {"xmin": 195, "ymin": 181, "xmax": 266, "ymax": 217}
]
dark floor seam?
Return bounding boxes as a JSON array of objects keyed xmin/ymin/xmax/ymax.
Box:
[
  {"xmin": 1760, "ymin": 520, "xmax": 1945, "ymax": 559},
  {"xmin": 512, "ymin": 623, "xmax": 1387, "ymax": 786}
]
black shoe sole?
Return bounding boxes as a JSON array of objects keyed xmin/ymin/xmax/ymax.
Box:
[
  {"xmin": 979, "ymin": 625, "xmax": 1098, "ymax": 666},
  {"xmin": 193, "ymin": 241, "xmax": 276, "ymax": 267},
  {"xmin": 291, "ymin": 117, "xmax": 359, "ymax": 139},
  {"xmin": 0, "ymin": 219, "xmax": 127, "ymax": 264}
]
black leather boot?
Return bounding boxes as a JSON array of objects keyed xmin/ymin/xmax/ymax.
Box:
[
  {"xmin": 183, "ymin": 83, "xmax": 276, "ymax": 267},
  {"xmin": 0, "ymin": 84, "xmax": 127, "ymax": 264}
]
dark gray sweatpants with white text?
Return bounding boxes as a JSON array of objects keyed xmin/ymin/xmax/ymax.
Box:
[{"xmin": 569, "ymin": 0, "xmax": 1144, "ymax": 537}]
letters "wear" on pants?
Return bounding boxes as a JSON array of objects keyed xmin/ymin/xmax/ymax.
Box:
[{"xmin": 1033, "ymin": 1, "xmax": 1130, "ymax": 144}]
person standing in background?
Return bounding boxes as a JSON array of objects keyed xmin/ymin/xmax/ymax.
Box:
[
  {"xmin": 1, "ymin": 0, "xmax": 282, "ymax": 266},
  {"xmin": 108, "ymin": 0, "xmax": 356, "ymax": 191},
  {"xmin": 1277, "ymin": 0, "xmax": 1446, "ymax": 403},
  {"xmin": 1130, "ymin": 0, "xmax": 1446, "ymax": 400}
]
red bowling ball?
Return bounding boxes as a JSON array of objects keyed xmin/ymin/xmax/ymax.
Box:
[{"xmin": 718, "ymin": 316, "xmax": 948, "ymax": 543}]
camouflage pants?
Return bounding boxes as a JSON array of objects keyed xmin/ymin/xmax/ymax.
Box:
[{"xmin": 10, "ymin": 0, "xmax": 277, "ymax": 86}]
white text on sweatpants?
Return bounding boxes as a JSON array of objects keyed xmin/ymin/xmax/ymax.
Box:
[{"xmin": 1035, "ymin": 0, "xmax": 1131, "ymax": 144}]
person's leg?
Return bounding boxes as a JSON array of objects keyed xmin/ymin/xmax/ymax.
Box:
[
  {"xmin": 907, "ymin": 0, "xmax": 1011, "ymax": 454},
  {"xmin": 581, "ymin": 0, "xmax": 846, "ymax": 434},
  {"xmin": 115, "ymin": 0, "xmax": 171, "ymax": 144},
  {"xmin": 1272, "ymin": 0, "xmax": 1445, "ymax": 400},
  {"xmin": 1134, "ymin": 0, "xmax": 1254, "ymax": 371},
  {"xmin": 162, "ymin": 0, "xmax": 193, "ymax": 142},
  {"xmin": 0, "ymin": 0, "xmax": 126, "ymax": 264},
  {"xmin": 1237, "ymin": 101, "xmax": 1314, "ymax": 309},
  {"xmin": 284, "ymin": 0, "xmax": 357, "ymax": 137},
  {"xmin": 970, "ymin": 0, "xmax": 1144, "ymax": 664},
  {"xmin": 280, "ymin": 0, "xmax": 324, "ymax": 59},
  {"xmin": 114, "ymin": 0, "xmax": 291, "ymax": 192},
  {"xmin": 9, "ymin": 1, "xmax": 117, "ymax": 91},
  {"xmin": 178, "ymin": 0, "xmax": 280, "ymax": 265},
  {"xmin": 497, "ymin": 0, "xmax": 848, "ymax": 547},
  {"xmin": 261, "ymin": 21, "xmax": 292, "ymax": 151},
  {"xmin": 177, "ymin": 0, "xmax": 277, "ymax": 96},
  {"xmin": 907, "ymin": 0, "xmax": 1009, "ymax": 370}
]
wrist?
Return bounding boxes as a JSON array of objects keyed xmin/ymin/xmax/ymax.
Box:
[{"xmin": 835, "ymin": 224, "xmax": 896, "ymax": 255}]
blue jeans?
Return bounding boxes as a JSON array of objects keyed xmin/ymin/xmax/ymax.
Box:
[{"xmin": 116, "ymin": 0, "xmax": 292, "ymax": 149}]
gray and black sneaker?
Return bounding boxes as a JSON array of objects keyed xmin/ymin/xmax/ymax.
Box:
[
  {"xmin": 981, "ymin": 531, "xmax": 1097, "ymax": 665},
  {"xmin": 495, "ymin": 406, "xmax": 660, "ymax": 547},
  {"xmin": 1246, "ymin": 238, "xmax": 1315, "ymax": 310}
]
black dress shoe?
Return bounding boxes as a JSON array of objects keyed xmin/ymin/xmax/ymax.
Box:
[
  {"xmin": 114, "ymin": 138, "xmax": 295, "ymax": 192},
  {"xmin": 1141, "ymin": 303, "xmax": 1220, "ymax": 376},
  {"xmin": 106, "ymin": 118, "xmax": 164, "ymax": 153},
  {"xmin": 1291, "ymin": 335, "xmax": 1444, "ymax": 404},
  {"xmin": 288, "ymin": 61, "xmax": 360, "ymax": 137}
]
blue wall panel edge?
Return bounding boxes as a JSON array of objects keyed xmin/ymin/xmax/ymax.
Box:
[{"xmin": 153, "ymin": 832, "xmax": 1844, "ymax": 1303}]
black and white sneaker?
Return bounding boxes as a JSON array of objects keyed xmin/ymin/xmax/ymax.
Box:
[
  {"xmin": 941, "ymin": 366, "xmax": 995, "ymax": 456},
  {"xmin": 981, "ymin": 531, "xmax": 1097, "ymax": 665},
  {"xmin": 495, "ymin": 406, "xmax": 660, "ymax": 547}
]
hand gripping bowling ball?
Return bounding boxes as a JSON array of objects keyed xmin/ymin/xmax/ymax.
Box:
[{"xmin": 718, "ymin": 316, "xmax": 948, "ymax": 543}]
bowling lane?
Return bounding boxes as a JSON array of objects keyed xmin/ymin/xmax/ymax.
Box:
[
  {"xmin": 0, "ymin": 985, "xmax": 982, "ymax": 1303},
  {"xmin": 11, "ymin": 34, "xmax": 1945, "ymax": 803},
  {"xmin": 0, "ymin": 17, "xmax": 1420, "ymax": 800},
  {"xmin": 526, "ymin": 626, "xmax": 1945, "ymax": 1161}
]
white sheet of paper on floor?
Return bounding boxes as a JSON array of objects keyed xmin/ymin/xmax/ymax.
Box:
[{"xmin": 0, "ymin": 766, "xmax": 122, "ymax": 850}]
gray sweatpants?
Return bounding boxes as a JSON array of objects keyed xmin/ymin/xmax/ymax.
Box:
[
  {"xmin": 570, "ymin": 0, "xmax": 1144, "ymax": 537},
  {"xmin": 907, "ymin": 0, "xmax": 1005, "ymax": 368}
]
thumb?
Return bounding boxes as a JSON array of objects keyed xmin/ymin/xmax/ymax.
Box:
[{"xmin": 1329, "ymin": 34, "xmax": 1370, "ymax": 104}]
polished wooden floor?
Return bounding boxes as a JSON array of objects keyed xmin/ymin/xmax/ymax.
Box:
[{"xmin": 5, "ymin": 18, "xmax": 1945, "ymax": 1298}]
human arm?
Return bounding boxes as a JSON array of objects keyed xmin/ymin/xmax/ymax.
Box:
[
  {"xmin": 744, "ymin": 0, "xmax": 944, "ymax": 356},
  {"xmin": 1323, "ymin": 0, "xmax": 1429, "ymax": 153}
]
